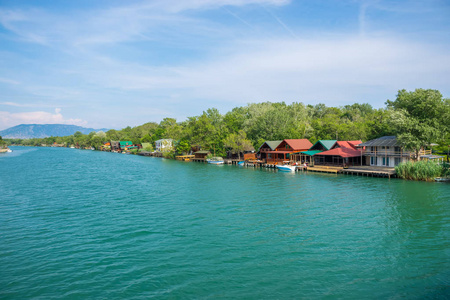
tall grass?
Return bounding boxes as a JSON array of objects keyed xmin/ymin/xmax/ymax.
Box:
[{"xmin": 395, "ymin": 160, "xmax": 446, "ymax": 181}]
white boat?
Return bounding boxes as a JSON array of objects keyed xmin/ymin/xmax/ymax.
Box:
[
  {"xmin": 6, "ymin": 149, "xmax": 12, "ymax": 153},
  {"xmin": 207, "ymin": 157, "xmax": 224, "ymax": 165},
  {"xmin": 276, "ymin": 164, "xmax": 296, "ymax": 172}
]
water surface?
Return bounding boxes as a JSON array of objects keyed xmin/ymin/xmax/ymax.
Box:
[{"xmin": 0, "ymin": 147, "xmax": 449, "ymax": 299}]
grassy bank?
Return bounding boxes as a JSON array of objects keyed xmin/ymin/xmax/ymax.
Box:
[{"xmin": 395, "ymin": 160, "xmax": 450, "ymax": 181}]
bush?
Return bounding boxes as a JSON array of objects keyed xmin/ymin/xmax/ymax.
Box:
[
  {"xmin": 162, "ymin": 151, "xmax": 175, "ymax": 159},
  {"xmin": 395, "ymin": 160, "xmax": 445, "ymax": 181}
]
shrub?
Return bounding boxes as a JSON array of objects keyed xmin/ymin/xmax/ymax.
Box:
[{"xmin": 395, "ymin": 160, "xmax": 445, "ymax": 181}]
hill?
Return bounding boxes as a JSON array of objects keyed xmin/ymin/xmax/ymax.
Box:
[{"xmin": 0, "ymin": 124, "xmax": 109, "ymax": 139}]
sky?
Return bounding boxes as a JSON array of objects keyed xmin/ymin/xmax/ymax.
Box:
[{"xmin": 0, "ymin": 0, "xmax": 449, "ymax": 131}]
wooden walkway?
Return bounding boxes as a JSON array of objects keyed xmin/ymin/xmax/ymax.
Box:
[
  {"xmin": 341, "ymin": 166, "xmax": 396, "ymax": 178},
  {"xmin": 306, "ymin": 166, "xmax": 343, "ymax": 173}
]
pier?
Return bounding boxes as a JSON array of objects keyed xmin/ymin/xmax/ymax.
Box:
[{"xmin": 341, "ymin": 166, "xmax": 396, "ymax": 178}]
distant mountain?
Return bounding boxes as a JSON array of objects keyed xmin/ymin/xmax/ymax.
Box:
[{"xmin": 0, "ymin": 124, "xmax": 109, "ymax": 139}]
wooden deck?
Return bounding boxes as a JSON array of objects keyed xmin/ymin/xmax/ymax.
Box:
[
  {"xmin": 176, "ymin": 155, "xmax": 195, "ymax": 161},
  {"xmin": 341, "ymin": 166, "xmax": 396, "ymax": 178},
  {"xmin": 306, "ymin": 166, "xmax": 343, "ymax": 173}
]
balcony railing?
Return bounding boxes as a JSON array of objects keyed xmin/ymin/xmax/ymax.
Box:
[{"xmin": 362, "ymin": 150, "xmax": 432, "ymax": 157}]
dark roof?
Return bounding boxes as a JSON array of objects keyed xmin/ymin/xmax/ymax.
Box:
[
  {"xmin": 358, "ymin": 136, "xmax": 399, "ymax": 147},
  {"xmin": 194, "ymin": 150, "xmax": 210, "ymax": 154}
]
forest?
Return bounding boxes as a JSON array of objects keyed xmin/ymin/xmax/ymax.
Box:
[{"xmin": 5, "ymin": 89, "xmax": 450, "ymax": 158}]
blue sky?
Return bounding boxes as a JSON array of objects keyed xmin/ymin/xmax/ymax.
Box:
[{"xmin": 0, "ymin": 0, "xmax": 449, "ymax": 130}]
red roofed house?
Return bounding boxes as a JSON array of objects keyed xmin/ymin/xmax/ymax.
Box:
[
  {"xmin": 313, "ymin": 140, "xmax": 362, "ymax": 167},
  {"xmin": 266, "ymin": 139, "xmax": 313, "ymax": 164}
]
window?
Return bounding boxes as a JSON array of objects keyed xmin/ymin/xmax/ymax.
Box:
[
  {"xmin": 382, "ymin": 157, "xmax": 385, "ymax": 165},
  {"xmin": 394, "ymin": 157, "xmax": 401, "ymax": 166},
  {"xmin": 386, "ymin": 157, "xmax": 390, "ymax": 166}
]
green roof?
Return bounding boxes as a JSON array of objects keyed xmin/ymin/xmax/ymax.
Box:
[
  {"xmin": 299, "ymin": 150, "xmax": 323, "ymax": 156},
  {"xmin": 260, "ymin": 140, "xmax": 282, "ymax": 151},
  {"xmin": 120, "ymin": 141, "xmax": 133, "ymax": 146},
  {"xmin": 311, "ymin": 140, "xmax": 337, "ymax": 151}
]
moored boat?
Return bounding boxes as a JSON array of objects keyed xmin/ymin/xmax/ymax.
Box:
[
  {"xmin": 207, "ymin": 157, "xmax": 224, "ymax": 165},
  {"xmin": 0, "ymin": 147, "xmax": 12, "ymax": 153},
  {"xmin": 276, "ymin": 164, "xmax": 296, "ymax": 172}
]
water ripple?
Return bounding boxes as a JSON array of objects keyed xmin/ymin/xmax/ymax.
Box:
[{"xmin": 0, "ymin": 147, "xmax": 449, "ymax": 299}]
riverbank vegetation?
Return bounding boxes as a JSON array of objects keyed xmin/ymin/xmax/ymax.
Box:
[
  {"xmin": 5, "ymin": 89, "xmax": 450, "ymax": 158},
  {"xmin": 395, "ymin": 161, "xmax": 450, "ymax": 181}
]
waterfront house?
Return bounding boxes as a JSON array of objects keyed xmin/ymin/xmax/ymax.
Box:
[
  {"xmin": 265, "ymin": 139, "xmax": 313, "ymax": 164},
  {"xmin": 119, "ymin": 141, "xmax": 133, "ymax": 150},
  {"xmin": 227, "ymin": 147, "xmax": 256, "ymax": 160},
  {"xmin": 155, "ymin": 139, "xmax": 173, "ymax": 152},
  {"xmin": 257, "ymin": 140, "xmax": 282, "ymax": 161},
  {"xmin": 101, "ymin": 142, "xmax": 111, "ymax": 151},
  {"xmin": 193, "ymin": 150, "xmax": 210, "ymax": 162},
  {"xmin": 292, "ymin": 140, "xmax": 337, "ymax": 164},
  {"xmin": 111, "ymin": 141, "xmax": 120, "ymax": 151},
  {"xmin": 313, "ymin": 140, "xmax": 362, "ymax": 167},
  {"xmin": 357, "ymin": 136, "xmax": 431, "ymax": 167}
]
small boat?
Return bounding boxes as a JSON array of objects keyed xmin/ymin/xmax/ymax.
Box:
[
  {"xmin": 207, "ymin": 157, "xmax": 224, "ymax": 165},
  {"xmin": 276, "ymin": 164, "xmax": 296, "ymax": 172},
  {"xmin": 238, "ymin": 161, "xmax": 245, "ymax": 166},
  {"xmin": 0, "ymin": 147, "xmax": 12, "ymax": 153}
]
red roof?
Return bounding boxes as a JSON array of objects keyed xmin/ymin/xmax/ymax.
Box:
[
  {"xmin": 335, "ymin": 140, "xmax": 362, "ymax": 149},
  {"xmin": 315, "ymin": 147, "xmax": 361, "ymax": 158},
  {"xmin": 280, "ymin": 139, "xmax": 313, "ymax": 151}
]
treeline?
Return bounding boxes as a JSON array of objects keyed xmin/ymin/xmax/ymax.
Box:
[{"xmin": 6, "ymin": 89, "xmax": 450, "ymax": 156}]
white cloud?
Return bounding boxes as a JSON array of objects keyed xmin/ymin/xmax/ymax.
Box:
[
  {"xmin": 0, "ymin": 109, "xmax": 87, "ymax": 130},
  {"xmin": 66, "ymin": 35, "xmax": 449, "ymax": 106}
]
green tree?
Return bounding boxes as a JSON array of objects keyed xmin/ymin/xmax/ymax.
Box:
[
  {"xmin": 176, "ymin": 140, "xmax": 191, "ymax": 154},
  {"xmin": 387, "ymin": 89, "xmax": 449, "ymax": 159},
  {"xmin": 224, "ymin": 130, "xmax": 253, "ymax": 160}
]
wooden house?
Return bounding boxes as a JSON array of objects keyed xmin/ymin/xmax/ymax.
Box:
[
  {"xmin": 111, "ymin": 141, "xmax": 120, "ymax": 151},
  {"xmin": 356, "ymin": 136, "xmax": 431, "ymax": 167},
  {"xmin": 292, "ymin": 140, "xmax": 337, "ymax": 164},
  {"xmin": 226, "ymin": 147, "xmax": 256, "ymax": 160},
  {"xmin": 265, "ymin": 139, "xmax": 313, "ymax": 164},
  {"xmin": 313, "ymin": 140, "xmax": 362, "ymax": 167},
  {"xmin": 119, "ymin": 141, "xmax": 133, "ymax": 150},
  {"xmin": 192, "ymin": 150, "xmax": 210, "ymax": 162},
  {"xmin": 257, "ymin": 141, "xmax": 282, "ymax": 161}
]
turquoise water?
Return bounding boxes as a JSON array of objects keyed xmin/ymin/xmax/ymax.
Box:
[{"xmin": 0, "ymin": 146, "xmax": 449, "ymax": 299}]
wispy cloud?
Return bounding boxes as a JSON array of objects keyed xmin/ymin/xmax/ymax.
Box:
[
  {"xmin": 0, "ymin": 0, "xmax": 448, "ymax": 129},
  {"xmin": 0, "ymin": 77, "xmax": 20, "ymax": 85}
]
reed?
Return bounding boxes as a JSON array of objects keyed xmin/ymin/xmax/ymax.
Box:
[{"xmin": 395, "ymin": 160, "xmax": 444, "ymax": 181}]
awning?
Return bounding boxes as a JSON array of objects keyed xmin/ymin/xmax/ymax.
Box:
[{"xmin": 295, "ymin": 150, "xmax": 322, "ymax": 156}]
